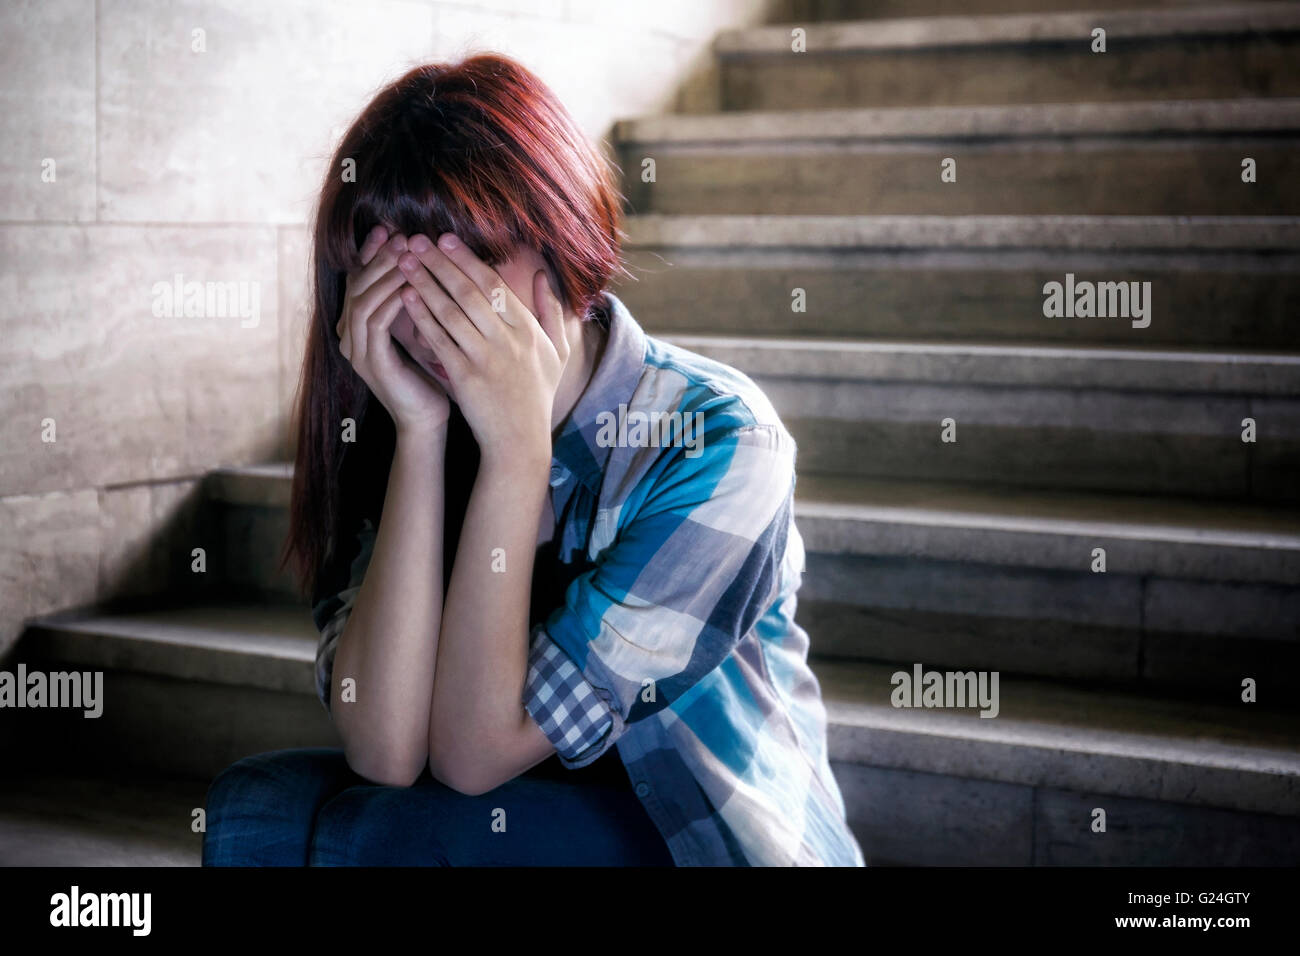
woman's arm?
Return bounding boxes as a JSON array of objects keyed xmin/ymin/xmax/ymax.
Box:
[
  {"xmin": 326, "ymin": 225, "xmax": 453, "ymax": 786},
  {"xmin": 426, "ymin": 451, "xmax": 555, "ymax": 794},
  {"xmin": 327, "ymin": 421, "xmax": 447, "ymax": 786},
  {"xmin": 394, "ymin": 233, "xmax": 569, "ymax": 793}
]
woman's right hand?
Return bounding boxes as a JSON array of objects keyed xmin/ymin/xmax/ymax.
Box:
[{"xmin": 337, "ymin": 226, "xmax": 451, "ymax": 435}]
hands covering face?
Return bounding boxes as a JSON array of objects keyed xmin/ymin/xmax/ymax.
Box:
[
  {"xmin": 336, "ymin": 225, "xmax": 570, "ymax": 461},
  {"xmin": 394, "ymin": 231, "xmax": 569, "ymax": 465},
  {"xmin": 335, "ymin": 227, "xmax": 450, "ymax": 435}
]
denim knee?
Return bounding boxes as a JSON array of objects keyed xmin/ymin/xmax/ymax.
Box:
[{"xmin": 202, "ymin": 747, "xmax": 357, "ymax": 866}]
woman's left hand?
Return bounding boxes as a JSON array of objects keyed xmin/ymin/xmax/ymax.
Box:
[{"xmin": 395, "ymin": 233, "xmax": 570, "ymax": 470}]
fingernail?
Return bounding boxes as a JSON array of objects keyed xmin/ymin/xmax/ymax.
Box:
[
  {"xmin": 389, "ymin": 235, "xmax": 407, "ymax": 251},
  {"xmin": 409, "ymin": 235, "xmax": 431, "ymax": 253},
  {"xmin": 401, "ymin": 287, "xmax": 418, "ymax": 302},
  {"xmin": 398, "ymin": 253, "xmax": 418, "ymax": 272},
  {"xmin": 438, "ymin": 233, "xmax": 459, "ymax": 250}
]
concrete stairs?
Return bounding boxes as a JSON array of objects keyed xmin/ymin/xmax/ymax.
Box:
[
  {"xmin": 8, "ymin": 1, "xmax": 1300, "ymax": 865},
  {"xmin": 718, "ymin": 3, "xmax": 1300, "ymax": 110},
  {"xmin": 616, "ymin": 100, "xmax": 1300, "ymax": 216}
]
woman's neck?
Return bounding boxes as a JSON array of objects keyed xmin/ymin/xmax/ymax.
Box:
[{"xmin": 550, "ymin": 311, "xmax": 606, "ymax": 435}]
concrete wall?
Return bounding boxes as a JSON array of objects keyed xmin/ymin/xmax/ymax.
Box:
[{"xmin": 0, "ymin": 0, "xmax": 778, "ymax": 656}]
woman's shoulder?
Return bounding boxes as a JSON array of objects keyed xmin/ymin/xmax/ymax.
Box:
[
  {"xmin": 637, "ymin": 333, "xmax": 789, "ymax": 439},
  {"xmin": 595, "ymin": 333, "xmax": 797, "ymax": 517}
]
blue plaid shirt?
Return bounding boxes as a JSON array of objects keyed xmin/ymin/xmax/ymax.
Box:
[{"xmin": 314, "ymin": 291, "xmax": 864, "ymax": 867}]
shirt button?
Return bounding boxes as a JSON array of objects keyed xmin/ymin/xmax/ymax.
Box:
[{"xmin": 634, "ymin": 782, "xmax": 651, "ymax": 797}]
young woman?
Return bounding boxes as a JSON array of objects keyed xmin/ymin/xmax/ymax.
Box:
[{"xmin": 202, "ymin": 53, "xmax": 864, "ymax": 867}]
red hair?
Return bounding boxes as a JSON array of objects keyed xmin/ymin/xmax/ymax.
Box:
[{"xmin": 283, "ymin": 54, "xmax": 627, "ymax": 601}]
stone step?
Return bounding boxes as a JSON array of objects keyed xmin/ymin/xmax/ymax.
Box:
[
  {"xmin": 819, "ymin": 658, "xmax": 1300, "ymax": 864},
  {"xmin": 0, "ymin": 771, "xmax": 203, "ymax": 866},
  {"xmin": 615, "ymin": 98, "xmax": 1300, "ymax": 215},
  {"xmin": 10, "ymin": 603, "xmax": 1299, "ymax": 864},
  {"xmin": 777, "ymin": 0, "xmax": 1241, "ymax": 22},
  {"xmin": 7, "ymin": 604, "xmax": 338, "ymax": 781},
  {"xmin": 665, "ymin": 334, "xmax": 1300, "ymax": 501},
  {"xmin": 198, "ymin": 464, "xmax": 1300, "ymax": 698},
  {"xmin": 613, "ymin": 214, "xmax": 1300, "ymax": 349},
  {"xmin": 716, "ymin": 3, "xmax": 1300, "ymax": 110},
  {"xmin": 793, "ymin": 474, "xmax": 1300, "ymax": 699}
]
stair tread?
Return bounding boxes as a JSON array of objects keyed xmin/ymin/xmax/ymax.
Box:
[
  {"xmin": 616, "ymin": 97, "xmax": 1300, "ymax": 144},
  {"xmin": 817, "ymin": 657, "xmax": 1300, "ymax": 765},
  {"xmin": 23, "ymin": 603, "xmax": 1300, "ymax": 770},
  {"xmin": 661, "ymin": 334, "xmax": 1300, "ymax": 394},
  {"xmin": 717, "ymin": 2, "xmax": 1300, "ymax": 54},
  {"xmin": 815, "ymin": 658, "xmax": 1300, "ymax": 816},
  {"xmin": 24, "ymin": 603, "xmax": 318, "ymax": 694},
  {"xmin": 624, "ymin": 213, "xmax": 1300, "ymax": 250},
  {"xmin": 795, "ymin": 476, "xmax": 1300, "ymax": 583},
  {"xmin": 200, "ymin": 464, "xmax": 1300, "ymax": 581},
  {"xmin": 0, "ymin": 771, "xmax": 203, "ymax": 866},
  {"xmin": 795, "ymin": 475, "xmax": 1300, "ymax": 544}
]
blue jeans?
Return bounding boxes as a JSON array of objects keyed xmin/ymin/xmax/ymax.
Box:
[{"xmin": 201, "ymin": 747, "xmax": 676, "ymax": 866}]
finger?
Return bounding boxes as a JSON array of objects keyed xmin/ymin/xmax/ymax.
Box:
[
  {"xmin": 398, "ymin": 251, "xmax": 484, "ymax": 358},
  {"xmin": 357, "ymin": 225, "xmax": 390, "ymax": 267},
  {"xmin": 338, "ymin": 242, "xmax": 403, "ymax": 339},
  {"xmin": 431, "ymin": 232, "xmax": 501, "ymax": 297},
  {"xmin": 400, "ymin": 286, "xmax": 466, "ymax": 377},
  {"xmin": 351, "ymin": 233, "xmax": 409, "ymax": 300},
  {"xmin": 395, "ymin": 270, "xmax": 459, "ymax": 354},
  {"xmin": 355, "ymin": 285, "xmax": 408, "ymax": 367},
  {"xmin": 407, "ymin": 235, "xmax": 499, "ymax": 338},
  {"xmin": 533, "ymin": 270, "xmax": 568, "ymax": 359},
  {"xmin": 349, "ymin": 267, "xmax": 407, "ymax": 364}
]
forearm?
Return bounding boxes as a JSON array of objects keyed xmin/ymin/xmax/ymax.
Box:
[
  {"xmin": 330, "ymin": 421, "xmax": 447, "ymax": 785},
  {"xmin": 429, "ymin": 452, "xmax": 549, "ymax": 780}
]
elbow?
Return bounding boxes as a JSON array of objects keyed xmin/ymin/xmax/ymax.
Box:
[
  {"xmin": 427, "ymin": 737, "xmax": 495, "ymax": 796},
  {"xmin": 432, "ymin": 767, "xmax": 492, "ymax": 797}
]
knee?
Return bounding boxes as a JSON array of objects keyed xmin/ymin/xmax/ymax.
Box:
[
  {"xmin": 205, "ymin": 749, "xmax": 326, "ymax": 815},
  {"xmin": 310, "ymin": 780, "xmax": 452, "ymax": 866},
  {"xmin": 202, "ymin": 748, "xmax": 351, "ymax": 866}
]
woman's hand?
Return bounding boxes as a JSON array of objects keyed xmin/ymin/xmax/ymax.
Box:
[
  {"xmin": 395, "ymin": 232, "xmax": 570, "ymax": 468},
  {"xmin": 336, "ymin": 226, "xmax": 451, "ymax": 436}
]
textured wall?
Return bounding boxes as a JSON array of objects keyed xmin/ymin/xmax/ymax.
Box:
[{"xmin": 0, "ymin": 0, "xmax": 776, "ymax": 655}]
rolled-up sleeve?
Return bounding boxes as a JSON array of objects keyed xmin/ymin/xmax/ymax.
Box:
[
  {"xmin": 311, "ymin": 518, "xmax": 377, "ymax": 714},
  {"xmin": 521, "ymin": 422, "xmax": 795, "ymax": 768}
]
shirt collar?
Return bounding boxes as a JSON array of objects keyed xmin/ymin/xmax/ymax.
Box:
[{"xmin": 550, "ymin": 291, "xmax": 646, "ymax": 494}]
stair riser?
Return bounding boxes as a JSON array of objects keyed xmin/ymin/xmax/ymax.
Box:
[
  {"xmin": 720, "ymin": 36, "xmax": 1300, "ymax": 110},
  {"xmin": 802, "ymin": 553, "xmax": 1300, "ymax": 700},
  {"xmin": 836, "ymin": 762, "xmax": 1300, "ymax": 866},
  {"xmin": 619, "ymin": 142, "xmax": 1300, "ymax": 216},
  {"xmin": 779, "ymin": 412, "xmax": 1297, "ymax": 501},
  {"xmin": 208, "ymin": 501, "xmax": 300, "ymax": 603},
  {"xmin": 7, "ymin": 662, "xmax": 1294, "ymax": 866},
  {"xmin": 202, "ymin": 498, "xmax": 1300, "ymax": 699},
  {"xmin": 4, "ymin": 666, "xmax": 337, "ymax": 781},
  {"xmin": 613, "ymin": 254, "xmax": 1300, "ymax": 349}
]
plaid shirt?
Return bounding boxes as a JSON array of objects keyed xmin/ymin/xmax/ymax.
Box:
[{"xmin": 313, "ymin": 291, "xmax": 864, "ymax": 867}]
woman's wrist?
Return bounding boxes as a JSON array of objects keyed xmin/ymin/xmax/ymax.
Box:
[
  {"xmin": 394, "ymin": 415, "xmax": 449, "ymax": 455},
  {"xmin": 478, "ymin": 441, "xmax": 551, "ymax": 479}
]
